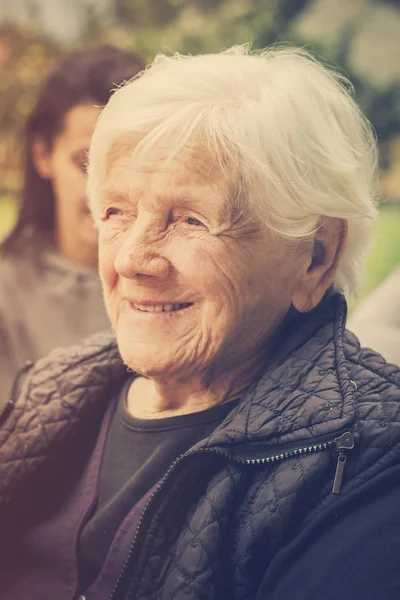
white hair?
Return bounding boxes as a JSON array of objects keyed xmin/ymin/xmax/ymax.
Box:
[{"xmin": 87, "ymin": 44, "xmax": 378, "ymax": 297}]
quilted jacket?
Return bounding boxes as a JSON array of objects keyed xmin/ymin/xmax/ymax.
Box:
[{"xmin": 1, "ymin": 293, "xmax": 400, "ymax": 600}]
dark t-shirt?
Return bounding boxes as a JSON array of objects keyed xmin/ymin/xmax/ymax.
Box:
[{"xmin": 78, "ymin": 379, "xmax": 238, "ymax": 589}]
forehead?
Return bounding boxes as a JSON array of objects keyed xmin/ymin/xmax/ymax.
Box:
[
  {"xmin": 103, "ymin": 135, "xmax": 233, "ymax": 198},
  {"xmin": 59, "ymin": 102, "xmax": 102, "ymax": 146}
]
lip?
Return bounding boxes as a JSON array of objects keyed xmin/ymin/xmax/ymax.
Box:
[
  {"xmin": 126, "ymin": 298, "xmax": 193, "ymax": 306},
  {"xmin": 126, "ymin": 299, "xmax": 194, "ymax": 315}
]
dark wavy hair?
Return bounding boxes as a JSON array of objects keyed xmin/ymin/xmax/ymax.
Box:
[{"xmin": 1, "ymin": 45, "xmax": 145, "ymax": 255}]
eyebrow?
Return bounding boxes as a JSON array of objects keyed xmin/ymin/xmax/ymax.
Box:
[
  {"xmin": 98, "ymin": 188, "xmax": 128, "ymax": 207},
  {"xmin": 98, "ymin": 185, "xmax": 232, "ymax": 222},
  {"xmin": 100, "ymin": 185, "xmax": 204, "ymax": 205},
  {"xmin": 163, "ymin": 190, "xmax": 204, "ymax": 207},
  {"xmin": 165, "ymin": 190, "xmax": 232, "ymax": 222}
]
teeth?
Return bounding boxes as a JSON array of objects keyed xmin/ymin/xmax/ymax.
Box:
[{"xmin": 132, "ymin": 302, "xmax": 190, "ymax": 313}]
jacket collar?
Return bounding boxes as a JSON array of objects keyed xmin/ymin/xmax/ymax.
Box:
[{"xmin": 205, "ymin": 292, "xmax": 356, "ymax": 450}]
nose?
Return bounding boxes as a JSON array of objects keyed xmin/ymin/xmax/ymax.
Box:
[{"xmin": 114, "ymin": 214, "xmax": 171, "ymax": 280}]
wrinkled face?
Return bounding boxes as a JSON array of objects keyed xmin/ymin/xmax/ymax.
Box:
[
  {"xmin": 42, "ymin": 103, "xmax": 102, "ymax": 264},
  {"xmin": 97, "ymin": 141, "xmax": 307, "ymax": 381}
]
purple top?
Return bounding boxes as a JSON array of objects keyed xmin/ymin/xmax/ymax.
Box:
[{"xmin": 1, "ymin": 397, "xmax": 136, "ymax": 600}]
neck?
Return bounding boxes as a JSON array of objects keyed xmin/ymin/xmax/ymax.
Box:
[{"xmin": 127, "ymin": 347, "xmax": 270, "ymax": 420}]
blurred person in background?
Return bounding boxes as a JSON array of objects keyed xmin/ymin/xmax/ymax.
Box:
[
  {"xmin": 1, "ymin": 46, "xmax": 400, "ymax": 600},
  {"xmin": 0, "ymin": 45, "xmax": 145, "ymax": 408},
  {"xmin": 348, "ymin": 265, "xmax": 400, "ymax": 365}
]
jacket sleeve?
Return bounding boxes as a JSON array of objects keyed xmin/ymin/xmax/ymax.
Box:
[
  {"xmin": 0, "ymin": 313, "xmax": 19, "ymax": 410},
  {"xmin": 256, "ymin": 466, "xmax": 400, "ymax": 600}
]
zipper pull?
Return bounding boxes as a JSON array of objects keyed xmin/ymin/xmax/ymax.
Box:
[{"xmin": 332, "ymin": 432, "xmax": 354, "ymax": 495}]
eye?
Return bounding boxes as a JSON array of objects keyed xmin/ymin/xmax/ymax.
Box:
[
  {"xmin": 101, "ymin": 206, "xmax": 121, "ymax": 221},
  {"xmin": 73, "ymin": 159, "xmax": 87, "ymax": 173},
  {"xmin": 186, "ymin": 216, "xmax": 205, "ymax": 227},
  {"xmin": 73, "ymin": 151, "xmax": 88, "ymax": 173}
]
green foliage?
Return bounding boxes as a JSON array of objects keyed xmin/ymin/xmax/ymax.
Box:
[
  {"xmin": 347, "ymin": 204, "xmax": 400, "ymax": 312},
  {"xmin": 115, "ymin": 0, "xmax": 183, "ymax": 27},
  {"xmin": 92, "ymin": 0, "xmax": 313, "ymax": 72},
  {"xmin": 0, "ymin": 26, "xmax": 60, "ymax": 131},
  {"xmin": 328, "ymin": 22, "xmax": 400, "ymax": 145},
  {"xmin": 0, "ymin": 24, "xmax": 62, "ymax": 193},
  {"xmin": 359, "ymin": 205, "xmax": 400, "ymax": 301},
  {"xmin": 0, "ymin": 195, "xmax": 17, "ymax": 237}
]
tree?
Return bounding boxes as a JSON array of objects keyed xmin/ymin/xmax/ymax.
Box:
[{"xmin": 0, "ymin": 24, "xmax": 62, "ymax": 194}]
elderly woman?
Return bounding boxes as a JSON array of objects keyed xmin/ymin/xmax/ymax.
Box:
[{"xmin": 1, "ymin": 46, "xmax": 400, "ymax": 600}]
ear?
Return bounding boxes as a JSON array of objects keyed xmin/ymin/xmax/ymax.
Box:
[
  {"xmin": 31, "ymin": 137, "xmax": 53, "ymax": 180},
  {"xmin": 291, "ymin": 218, "xmax": 347, "ymax": 313}
]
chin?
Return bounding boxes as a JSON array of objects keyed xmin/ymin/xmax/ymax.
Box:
[{"xmin": 118, "ymin": 338, "xmax": 175, "ymax": 378}]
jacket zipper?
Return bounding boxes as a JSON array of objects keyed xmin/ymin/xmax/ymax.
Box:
[
  {"xmin": 110, "ymin": 430, "xmax": 354, "ymax": 600},
  {"xmin": 0, "ymin": 360, "xmax": 34, "ymax": 424},
  {"xmin": 332, "ymin": 431, "xmax": 355, "ymax": 494}
]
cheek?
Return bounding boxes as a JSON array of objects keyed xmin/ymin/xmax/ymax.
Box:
[
  {"xmin": 98, "ymin": 233, "xmax": 119, "ymax": 294},
  {"xmin": 251, "ymin": 252, "xmax": 304, "ymax": 315},
  {"xmin": 52, "ymin": 160, "xmax": 86, "ymax": 208},
  {"xmin": 177, "ymin": 241, "xmax": 234, "ymax": 300},
  {"xmin": 208, "ymin": 240, "xmax": 300, "ymax": 326},
  {"xmin": 184, "ymin": 243, "xmax": 246, "ymax": 330}
]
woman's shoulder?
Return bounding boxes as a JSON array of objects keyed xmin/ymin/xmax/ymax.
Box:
[
  {"xmin": 347, "ymin": 266, "xmax": 400, "ymax": 366},
  {"xmin": 0, "ymin": 330, "xmax": 125, "ymax": 509},
  {"xmin": 348, "ymin": 266, "xmax": 400, "ymax": 331},
  {"xmin": 0, "ymin": 237, "xmax": 42, "ymax": 277},
  {"xmin": 0, "ymin": 242, "xmax": 46, "ymax": 325},
  {"xmin": 28, "ymin": 329, "xmax": 120, "ymax": 384}
]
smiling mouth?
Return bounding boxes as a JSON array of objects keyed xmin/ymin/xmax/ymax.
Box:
[{"xmin": 131, "ymin": 302, "xmax": 193, "ymax": 313}]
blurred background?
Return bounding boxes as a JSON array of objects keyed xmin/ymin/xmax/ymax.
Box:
[{"xmin": 0, "ymin": 0, "xmax": 399, "ymax": 307}]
